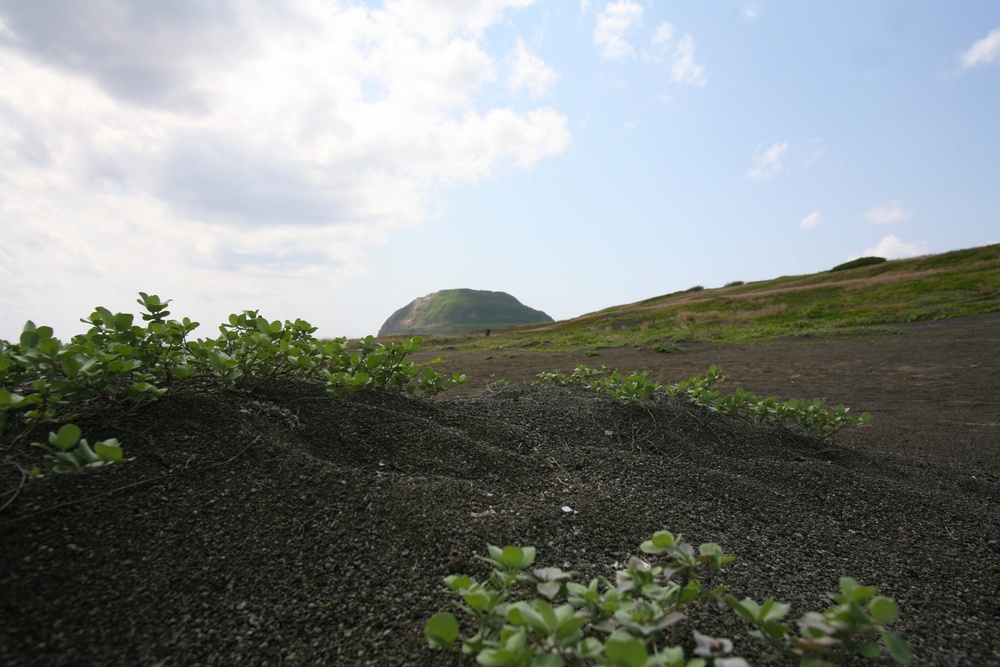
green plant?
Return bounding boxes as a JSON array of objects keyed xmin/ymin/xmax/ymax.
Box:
[
  {"xmin": 1, "ymin": 294, "xmax": 467, "ymax": 464},
  {"xmin": 535, "ymin": 366, "xmax": 660, "ymax": 405},
  {"xmin": 727, "ymin": 577, "xmax": 911, "ymax": 665},
  {"xmin": 782, "ymin": 399, "xmax": 871, "ymax": 441},
  {"xmin": 426, "ymin": 532, "xmax": 910, "ymax": 666},
  {"xmin": 488, "ymin": 377, "xmax": 511, "ymax": 391},
  {"xmin": 30, "ymin": 423, "xmax": 123, "ymax": 476},
  {"xmin": 664, "ymin": 366, "xmax": 726, "ymax": 408},
  {"xmin": 535, "ymin": 365, "xmax": 870, "ymax": 442}
]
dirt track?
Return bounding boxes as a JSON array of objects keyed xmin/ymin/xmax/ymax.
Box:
[{"xmin": 1, "ymin": 314, "xmax": 998, "ymax": 666}]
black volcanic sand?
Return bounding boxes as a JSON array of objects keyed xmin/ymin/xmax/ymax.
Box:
[{"xmin": 1, "ymin": 314, "xmax": 998, "ymax": 666}]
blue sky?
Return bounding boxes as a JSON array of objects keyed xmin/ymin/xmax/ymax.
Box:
[{"xmin": 1, "ymin": 1, "xmax": 998, "ymax": 341}]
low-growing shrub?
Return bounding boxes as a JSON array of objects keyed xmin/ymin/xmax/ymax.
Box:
[
  {"xmin": 1, "ymin": 293, "xmax": 467, "ymax": 471},
  {"xmin": 536, "ymin": 365, "xmax": 870, "ymax": 441},
  {"xmin": 487, "ymin": 377, "xmax": 511, "ymax": 391},
  {"xmin": 30, "ymin": 424, "xmax": 123, "ymax": 477},
  {"xmin": 426, "ymin": 532, "xmax": 911, "ymax": 666}
]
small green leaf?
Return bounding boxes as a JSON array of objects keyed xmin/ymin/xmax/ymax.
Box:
[
  {"xmin": 477, "ymin": 648, "xmax": 517, "ymax": 666},
  {"xmin": 498, "ymin": 545, "xmax": 536, "ymax": 570},
  {"xmin": 604, "ymin": 630, "xmax": 648, "ymax": 667},
  {"xmin": 94, "ymin": 439, "xmax": 124, "ymax": 463},
  {"xmin": 424, "ymin": 612, "xmax": 459, "ymax": 648},
  {"xmin": 761, "ymin": 599, "xmax": 790, "ymax": 623},
  {"xmin": 20, "ymin": 330, "xmax": 41, "ymax": 347},
  {"xmin": 52, "ymin": 424, "xmax": 82, "ymax": 451},
  {"xmin": 858, "ymin": 643, "xmax": 881, "ymax": 658},
  {"xmin": 38, "ymin": 338, "xmax": 61, "ymax": 357},
  {"xmin": 725, "ymin": 596, "xmax": 760, "ymax": 624},
  {"xmin": 537, "ymin": 580, "xmax": 561, "ymax": 600},
  {"xmin": 462, "ymin": 588, "xmax": 496, "ymax": 613},
  {"xmin": 555, "ymin": 616, "xmax": 587, "ymax": 646},
  {"xmin": 578, "ymin": 637, "xmax": 604, "ymax": 658},
  {"xmin": 0, "ymin": 388, "xmax": 26, "ymax": 407},
  {"xmin": 640, "ymin": 530, "xmax": 675, "ymax": 554},
  {"xmin": 761, "ymin": 621, "xmax": 791, "ymax": 640},
  {"xmin": 516, "ymin": 603, "xmax": 554, "ymax": 635},
  {"xmin": 114, "ymin": 313, "xmax": 134, "ymax": 332},
  {"xmin": 881, "ymin": 630, "xmax": 912, "ymax": 665},
  {"xmin": 73, "ymin": 440, "xmax": 101, "ymax": 465},
  {"xmin": 870, "ymin": 596, "xmax": 899, "ymax": 625}
]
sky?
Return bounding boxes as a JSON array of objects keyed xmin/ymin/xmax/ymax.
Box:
[{"xmin": 1, "ymin": 1, "xmax": 998, "ymax": 342}]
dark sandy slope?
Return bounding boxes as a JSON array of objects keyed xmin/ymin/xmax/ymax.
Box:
[{"xmin": 1, "ymin": 315, "xmax": 998, "ymax": 666}]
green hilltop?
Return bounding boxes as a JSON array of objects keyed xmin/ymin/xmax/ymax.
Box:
[{"xmin": 378, "ymin": 289, "xmax": 553, "ymax": 336}]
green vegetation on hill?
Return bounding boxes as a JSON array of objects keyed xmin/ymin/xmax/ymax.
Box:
[
  {"xmin": 378, "ymin": 289, "xmax": 553, "ymax": 336},
  {"xmin": 830, "ymin": 256, "xmax": 887, "ymax": 272},
  {"xmin": 426, "ymin": 244, "xmax": 1000, "ymax": 350}
]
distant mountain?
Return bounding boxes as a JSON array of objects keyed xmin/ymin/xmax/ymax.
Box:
[{"xmin": 378, "ymin": 289, "xmax": 553, "ymax": 336}]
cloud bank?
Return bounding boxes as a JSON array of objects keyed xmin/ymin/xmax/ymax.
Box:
[{"xmin": 0, "ymin": 0, "xmax": 569, "ymax": 335}]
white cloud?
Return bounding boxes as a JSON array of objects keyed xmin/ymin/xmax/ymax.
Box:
[
  {"xmin": 594, "ymin": 0, "xmax": 643, "ymax": 59},
  {"xmin": 961, "ymin": 27, "xmax": 1000, "ymax": 69},
  {"xmin": 506, "ymin": 38, "xmax": 558, "ymax": 96},
  {"xmin": 670, "ymin": 34, "xmax": 706, "ymax": 86},
  {"xmin": 849, "ymin": 235, "xmax": 930, "ymax": 261},
  {"xmin": 592, "ymin": 6, "xmax": 706, "ymax": 86},
  {"xmin": 746, "ymin": 142, "xmax": 788, "ymax": 180},
  {"xmin": 743, "ymin": 7, "xmax": 759, "ymax": 22},
  {"xmin": 864, "ymin": 200, "xmax": 914, "ymax": 225},
  {"xmin": 800, "ymin": 212, "xmax": 823, "ymax": 229},
  {"xmin": 804, "ymin": 137, "xmax": 826, "ymax": 165},
  {"xmin": 0, "ymin": 0, "xmax": 569, "ymax": 339},
  {"xmin": 649, "ymin": 22, "xmax": 706, "ymax": 86}
]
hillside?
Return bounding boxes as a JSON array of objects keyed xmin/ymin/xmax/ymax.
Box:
[
  {"xmin": 378, "ymin": 289, "xmax": 552, "ymax": 336},
  {"xmin": 431, "ymin": 243, "xmax": 1000, "ymax": 349}
]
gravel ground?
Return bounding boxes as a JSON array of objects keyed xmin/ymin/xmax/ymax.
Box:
[{"xmin": 1, "ymin": 315, "xmax": 998, "ymax": 666}]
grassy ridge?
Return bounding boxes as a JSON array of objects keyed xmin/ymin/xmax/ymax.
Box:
[{"xmin": 426, "ymin": 244, "xmax": 1000, "ymax": 350}]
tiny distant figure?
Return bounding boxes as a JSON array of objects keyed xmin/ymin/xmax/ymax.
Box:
[{"xmin": 485, "ymin": 329, "xmax": 491, "ymax": 337}]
